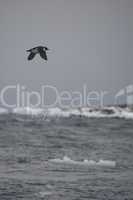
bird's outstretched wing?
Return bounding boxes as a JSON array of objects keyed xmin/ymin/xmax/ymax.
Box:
[
  {"xmin": 27, "ymin": 52, "xmax": 36, "ymax": 60},
  {"xmin": 39, "ymin": 50, "xmax": 48, "ymax": 60}
]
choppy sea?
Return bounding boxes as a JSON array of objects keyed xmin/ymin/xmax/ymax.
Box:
[{"xmin": 0, "ymin": 106, "xmax": 133, "ymax": 200}]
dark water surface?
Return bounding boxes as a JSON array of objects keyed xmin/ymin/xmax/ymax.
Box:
[{"xmin": 0, "ymin": 114, "xmax": 133, "ymax": 199}]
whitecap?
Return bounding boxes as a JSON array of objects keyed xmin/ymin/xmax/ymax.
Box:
[
  {"xmin": 10, "ymin": 106, "xmax": 133, "ymax": 120},
  {"xmin": 12, "ymin": 107, "xmax": 44, "ymax": 115},
  {"xmin": 38, "ymin": 191, "xmax": 52, "ymax": 197}
]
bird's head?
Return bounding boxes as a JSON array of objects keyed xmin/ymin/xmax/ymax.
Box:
[{"xmin": 43, "ymin": 46, "xmax": 49, "ymax": 51}]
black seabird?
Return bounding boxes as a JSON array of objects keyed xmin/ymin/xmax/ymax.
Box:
[{"xmin": 26, "ymin": 46, "xmax": 49, "ymax": 61}]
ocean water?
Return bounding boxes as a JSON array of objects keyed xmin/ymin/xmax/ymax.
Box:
[{"xmin": 0, "ymin": 107, "xmax": 133, "ymax": 200}]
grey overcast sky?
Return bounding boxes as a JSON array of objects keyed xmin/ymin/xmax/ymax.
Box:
[{"xmin": 0, "ymin": 0, "xmax": 133, "ymax": 105}]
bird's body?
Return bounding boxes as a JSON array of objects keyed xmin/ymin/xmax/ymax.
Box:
[{"xmin": 27, "ymin": 46, "xmax": 49, "ymax": 61}]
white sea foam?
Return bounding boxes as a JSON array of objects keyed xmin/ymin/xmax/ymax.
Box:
[
  {"xmin": 47, "ymin": 107, "xmax": 70, "ymax": 117},
  {"xmin": 0, "ymin": 106, "xmax": 132, "ymax": 119},
  {"xmin": 12, "ymin": 107, "xmax": 44, "ymax": 115},
  {"xmin": 50, "ymin": 156, "xmax": 116, "ymax": 167},
  {"xmin": 119, "ymin": 109, "xmax": 133, "ymax": 119},
  {"xmin": 38, "ymin": 191, "xmax": 52, "ymax": 197}
]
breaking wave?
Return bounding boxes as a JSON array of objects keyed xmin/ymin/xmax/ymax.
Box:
[
  {"xmin": 0, "ymin": 106, "xmax": 133, "ymax": 119},
  {"xmin": 12, "ymin": 107, "xmax": 44, "ymax": 115},
  {"xmin": 49, "ymin": 156, "xmax": 116, "ymax": 167}
]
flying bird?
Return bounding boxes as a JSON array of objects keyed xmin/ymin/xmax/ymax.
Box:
[{"xmin": 26, "ymin": 46, "xmax": 49, "ymax": 61}]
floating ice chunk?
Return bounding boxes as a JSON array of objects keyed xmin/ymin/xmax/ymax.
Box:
[
  {"xmin": 97, "ymin": 159, "xmax": 116, "ymax": 167},
  {"xmin": 83, "ymin": 159, "xmax": 96, "ymax": 165},
  {"xmin": 50, "ymin": 157, "xmax": 116, "ymax": 167}
]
